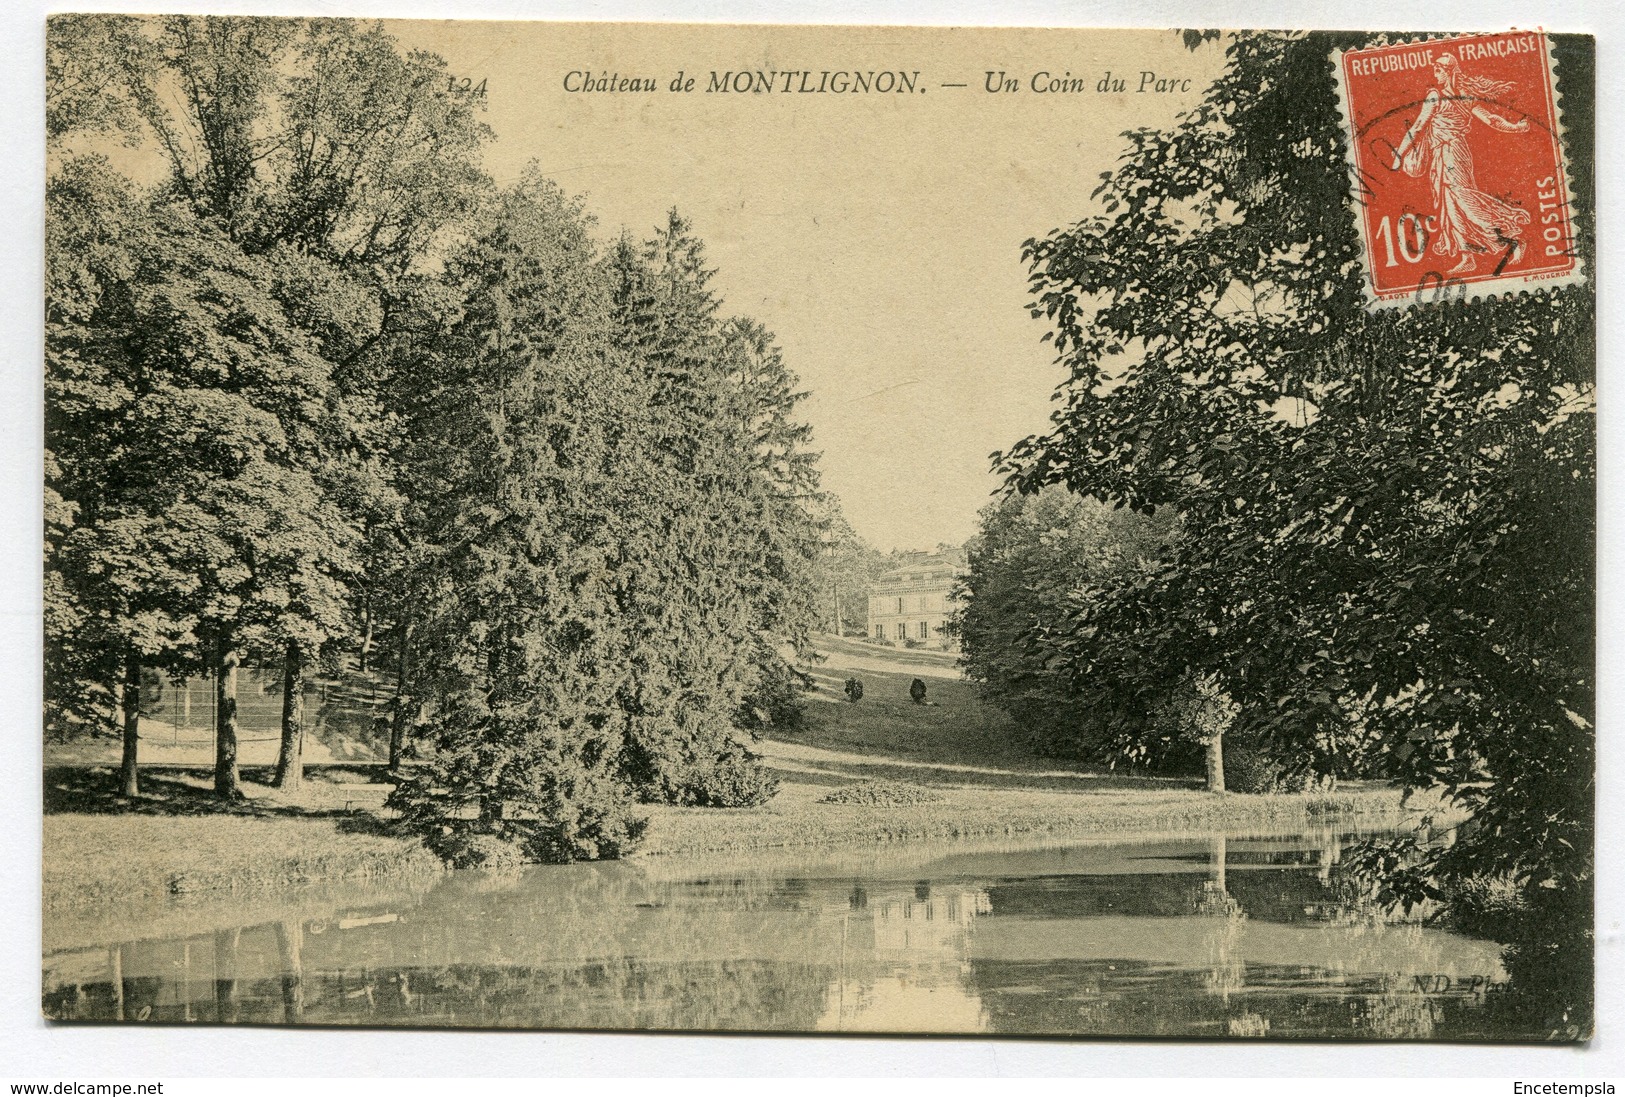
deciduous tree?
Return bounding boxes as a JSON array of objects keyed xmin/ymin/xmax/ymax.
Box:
[
  {"xmin": 1000, "ymin": 31, "xmax": 1594, "ymax": 1029},
  {"xmin": 46, "ymin": 158, "xmax": 358, "ymax": 799},
  {"xmin": 956, "ymin": 485, "xmax": 1176, "ymax": 767}
]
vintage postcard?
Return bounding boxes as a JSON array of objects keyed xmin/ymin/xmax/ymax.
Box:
[{"xmin": 42, "ymin": 18, "xmax": 1594, "ymax": 1042}]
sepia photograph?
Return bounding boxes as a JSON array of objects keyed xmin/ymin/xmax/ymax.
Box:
[{"xmin": 38, "ymin": 12, "xmax": 1595, "ymax": 1046}]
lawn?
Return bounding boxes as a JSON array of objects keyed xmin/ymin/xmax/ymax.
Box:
[
  {"xmin": 42, "ymin": 766, "xmax": 438, "ymax": 911},
  {"xmin": 42, "ymin": 635, "xmax": 1429, "ymax": 911},
  {"xmin": 641, "ymin": 640, "xmax": 1419, "ymax": 854}
]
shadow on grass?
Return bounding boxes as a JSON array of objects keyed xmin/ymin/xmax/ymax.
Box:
[
  {"xmin": 43, "ymin": 765, "xmax": 400, "ymax": 821},
  {"xmin": 771, "ymin": 754, "xmax": 1202, "ymax": 795},
  {"xmin": 763, "ymin": 765, "xmax": 850, "ymax": 789},
  {"xmin": 814, "ymin": 633, "xmax": 963, "ymax": 670}
]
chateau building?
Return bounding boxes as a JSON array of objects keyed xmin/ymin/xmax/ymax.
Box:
[{"xmin": 866, "ymin": 551, "xmax": 966, "ymax": 650}]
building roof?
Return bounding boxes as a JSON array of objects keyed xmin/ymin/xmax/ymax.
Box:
[{"xmin": 872, "ymin": 552, "xmax": 966, "ymax": 587}]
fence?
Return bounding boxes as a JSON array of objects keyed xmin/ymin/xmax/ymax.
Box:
[{"xmin": 137, "ymin": 666, "xmax": 398, "ymax": 759}]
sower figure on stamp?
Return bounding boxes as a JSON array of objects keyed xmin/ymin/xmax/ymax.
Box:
[{"xmin": 1390, "ymin": 53, "xmax": 1532, "ymax": 274}]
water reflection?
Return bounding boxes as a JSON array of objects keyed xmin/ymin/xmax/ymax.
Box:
[
  {"xmin": 213, "ymin": 927, "xmax": 238, "ymax": 1024},
  {"xmin": 44, "ymin": 828, "xmax": 1523, "ymax": 1038},
  {"xmin": 820, "ymin": 880, "xmax": 990, "ymax": 1031}
]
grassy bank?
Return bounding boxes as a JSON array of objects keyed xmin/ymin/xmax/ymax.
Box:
[
  {"xmin": 641, "ymin": 779, "xmax": 1414, "ymax": 858},
  {"xmin": 43, "ymin": 637, "xmax": 1437, "ymax": 910},
  {"xmin": 43, "ymin": 766, "xmax": 439, "ymax": 911},
  {"xmin": 643, "ymin": 636, "xmax": 1428, "ymax": 855},
  {"xmin": 44, "ymin": 762, "xmax": 1417, "ymax": 915}
]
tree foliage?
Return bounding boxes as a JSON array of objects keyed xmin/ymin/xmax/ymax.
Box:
[
  {"xmin": 379, "ymin": 193, "xmax": 827, "ymax": 852},
  {"xmin": 46, "ymin": 14, "xmax": 495, "ymax": 794},
  {"xmin": 385, "ymin": 180, "xmax": 651, "ymax": 860},
  {"xmin": 45, "ymin": 156, "xmax": 360, "ymax": 797},
  {"xmin": 46, "ymin": 17, "xmax": 827, "ymax": 852},
  {"xmin": 956, "ymin": 486, "xmax": 1178, "ymax": 767},
  {"xmin": 999, "ymin": 31, "xmax": 1593, "ymax": 1029}
]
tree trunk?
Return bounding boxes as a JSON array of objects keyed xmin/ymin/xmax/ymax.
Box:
[
  {"xmin": 1205, "ymin": 731, "xmax": 1225, "ymax": 793},
  {"xmin": 273, "ymin": 640, "xmax": 305, "ymax": 791},
  {"xmin": 108, "ymin": 945, "xmax": 125, "ymax": 1022},
  {"xmin": 118, "ymin": 650, "xmax": 141, "ymax": 797},
  {"xmin": 388, "ymin": 629, "xmax": 412, "ymax": 772},
  {"xmin": 1209, "ymin": 834, "xmax": 1228, "ymax": 892},
  {"xmin": 108, "ymin": 669, "xmax": 122, "ymax": 739},
  {"xmin": 476, "ymin": 630, "xmax": 503, "ymax": 821},
  {"xmin": 359, "ymin": 589, "xmax": 373, "ymax": 673},
  {"xmin": 214, "ymin": 643, "xmax": 241, "ymax": 799},
  {"xmin": 479, "ymin": 793, "xmax": 505, "ymax": 825},
  {"xmin": 387, "ymin": 708, "xmax": 405, "ymax": 771}
]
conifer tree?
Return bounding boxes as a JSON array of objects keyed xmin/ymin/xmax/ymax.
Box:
[
  {"xmin": 386, "ymin": 179, "xmax": 648, "ymax": 862},
  {"xmin": 606, "ymin": 214, "xmax": 799, "ymax": 806}
]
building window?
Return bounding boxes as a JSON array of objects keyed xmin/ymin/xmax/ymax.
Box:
[
  {"xmin": 873, "ymin": 624, "xmax": 883, "ymax": 639},
  {"xmin": 896, "ymin": 596, "xmax": 904, "ymax": 614},
  {"xmin": 918, "ymin": 621, "xmax": 930, "ymax": 639}
]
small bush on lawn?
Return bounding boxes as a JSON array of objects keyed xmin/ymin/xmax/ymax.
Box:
[
  {"xmin": 1224, "ymin": 745, "xmax": 1334, "ymax": 795},
  {"xmin": 387, "ymin": 770, "xmax": 648, "ymax": 866},
  {"xmin": 819, "ymin": 780, "xmax": 944, "ymax": 806}
]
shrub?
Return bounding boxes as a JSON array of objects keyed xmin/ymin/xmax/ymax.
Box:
[
  {"xmin": 386, "ymin": 766, "xmax": 649, "ymax": 866},
  {"xmin": 819, "ymin": 780, "xmax": 944, "ymax": 806},
  {"xmin": 669, "ymin": 740, "xmax": 780, "ymax": 808},
  {"xmin": 1223, "ymin": 744, "xmax": 1288, "ymax": 794},
  {"xmin": 626, "ymin": 721, "xmax": 780, "ymax": 808},
  {"xmin": 435, "ymin": 831, "xmax": 528, "ymax": 871},
  {"xmin": 1493, "ymin": 875, "xmax": 1594, "ymax": 1037},
  {"xmin": 1221, "ymin": 743, "xmax": 1336, "ymax": 794},
  {"xmin": 1445, "ymin": 873, "xmax": 1527, "ymax": 939},
  {"xmin": 519, "ymin": 769, "xmax": 649, "ymax": 861}
]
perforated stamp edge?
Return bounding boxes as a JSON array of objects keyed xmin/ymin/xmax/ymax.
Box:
[{"xmin": 1327, "ymin": 30, "xmax": 1586, "ymax": 311}]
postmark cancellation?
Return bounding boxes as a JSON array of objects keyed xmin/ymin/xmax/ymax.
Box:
[{"xmin": 1330, "ymin": 30, "xmax": 1583, "ymax": 309}]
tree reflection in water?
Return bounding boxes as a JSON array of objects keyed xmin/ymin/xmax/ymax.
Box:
[
  {"xmin": 275, "ymin": 920, "xmax": 303, "ymax": 1023},
  {"xmin": 1197, "ymin": 836, "xmax": 1247, "ymax": 1006},
  {"xmin": 43, "ymin": 829, "xmax": 1527, "ymax": 1038},
  {"xmin": 212, "ymin": 927, "xmax": 239, "ymax": 1024}
]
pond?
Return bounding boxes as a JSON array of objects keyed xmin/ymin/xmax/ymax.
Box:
[{"xmin": 43, "ymin": 827, "xmax": 1526, "ymax": 1039}]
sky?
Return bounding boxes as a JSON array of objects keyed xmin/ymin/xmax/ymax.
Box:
[{"xmin": 386, "ymin": 21, "xmax": 1228, "ymax": 551}]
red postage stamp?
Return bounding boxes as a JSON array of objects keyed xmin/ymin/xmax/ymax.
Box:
[{"xmin": 1331, "ymin": 31, "xmax": 1582, "ymax": 308}]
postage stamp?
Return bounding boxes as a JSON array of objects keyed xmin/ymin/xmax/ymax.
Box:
[{"xmin": 1331, "ymin": 30, "xmax": 1582, "ymax": 308}]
